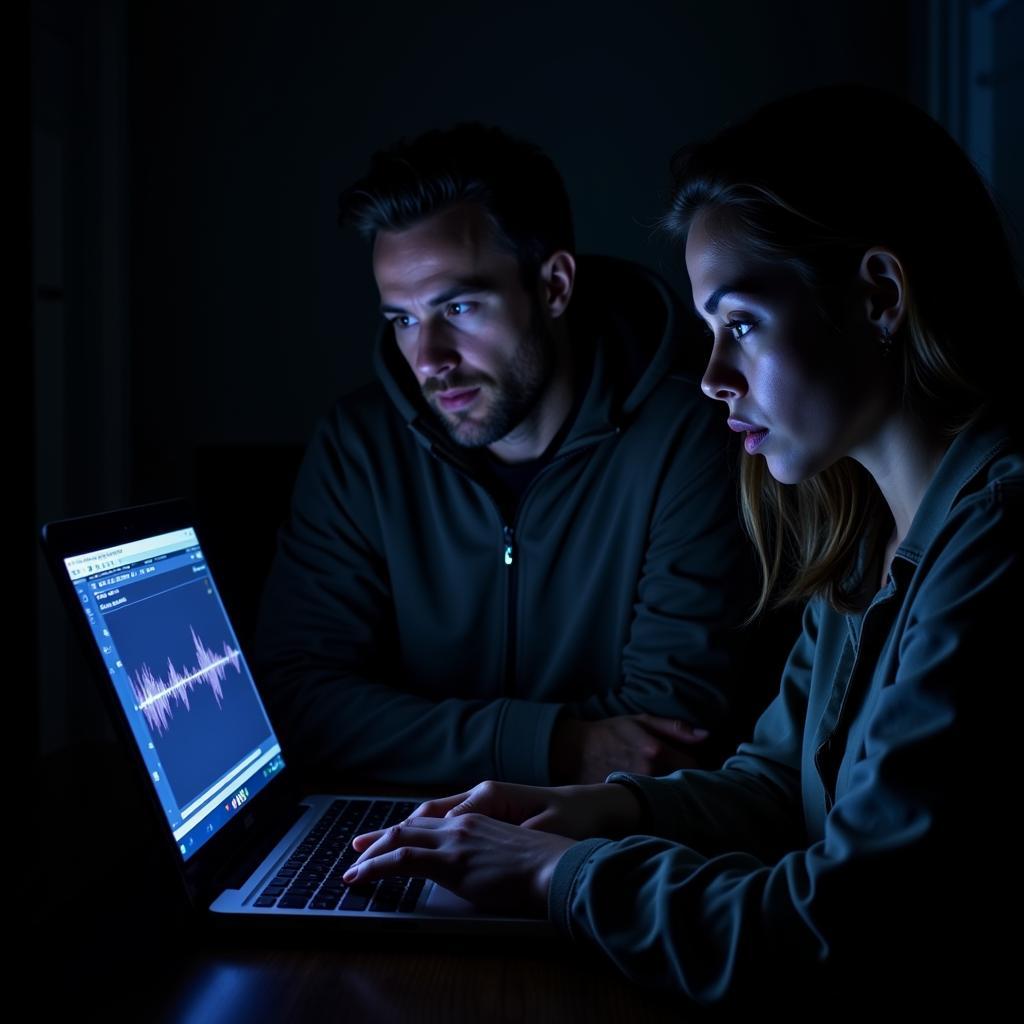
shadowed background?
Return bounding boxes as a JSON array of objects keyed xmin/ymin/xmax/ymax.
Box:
[{"xmin": 32, "ymin": 0, "xmax": 1023, "ymax": 755}]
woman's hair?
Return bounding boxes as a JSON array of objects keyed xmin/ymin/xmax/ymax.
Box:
[{"xmin": 662, "ymin": 85, "xmax": 1022, "ymax": 615}]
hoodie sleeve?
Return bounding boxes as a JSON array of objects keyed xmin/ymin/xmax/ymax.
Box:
[
  {"xmin": 565, "ymin": 421, "xmax": 761, "ymax": 750},
  {"xmin": 548, "ymin": 480, "xmax": 1020, "ymax": 1009},
  {"xmin": 251, "ymin": 408, "xmax": 562, "ymax": 788},
  {"xmin": 605, "ymin": 598, "xmax": 817, "ymax": 862}
]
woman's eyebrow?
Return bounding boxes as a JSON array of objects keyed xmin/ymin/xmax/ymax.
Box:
[{"xmin": 702, "ymin": 276, "xmax": 769, "ymax": 314}]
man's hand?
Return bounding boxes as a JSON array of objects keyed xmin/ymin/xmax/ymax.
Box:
[
  {"xmin": 407, "ymin": 779, "xmax": 643, "ymax": 839},
  {"xmin": 346, "ymin": 814, "xmax": 577, "ymax": 915},
  {"xmin": 550, "ymin": 714, "xmax": 710, "ymax": 784}
]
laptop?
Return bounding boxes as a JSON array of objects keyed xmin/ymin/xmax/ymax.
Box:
[{"xmin": 41, "ymin": 498, "xmax": 546, "ymax": 934}]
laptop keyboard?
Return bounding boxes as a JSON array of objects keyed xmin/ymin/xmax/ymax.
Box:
[{"xmin": 253, "ymin": 798, "xmax": 427, "ymax": 913}]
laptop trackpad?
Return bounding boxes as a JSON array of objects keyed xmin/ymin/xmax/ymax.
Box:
[{"xmin": 423, "ymin": 884, "xmax": 478, "ymax": 917}]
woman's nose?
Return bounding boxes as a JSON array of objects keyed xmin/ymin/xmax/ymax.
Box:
[{"xmin": 701, "ymin": 341, "xmax": 747, "ymax": 402}]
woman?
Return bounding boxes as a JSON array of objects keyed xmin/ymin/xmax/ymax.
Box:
[{"xmin": 344, "ymin": 86, "xmax": 1022, "ymax": 1008}]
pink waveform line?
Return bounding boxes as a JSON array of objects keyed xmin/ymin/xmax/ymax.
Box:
[{"xmin": 131, "ymin": 626, "xmax": 242, "ymax": 736}]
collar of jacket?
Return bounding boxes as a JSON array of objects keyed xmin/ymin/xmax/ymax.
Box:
[
  {"xmin": 844, "ymin": 411, "xmax": 1019, "ymax": 603},
  {"xmin": 897, "ymin": 411, "xmax": 1018, "ymax": 565},
  {"xmin": 371, "ymin": 254, "xmax": 698, "ymax": 464}
]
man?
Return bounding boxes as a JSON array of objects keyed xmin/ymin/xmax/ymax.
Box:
[{"xmin": 253, "ymin": 124, "xmax": 756, "ymax": 788}]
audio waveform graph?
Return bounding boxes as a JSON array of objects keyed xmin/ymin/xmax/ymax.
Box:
[
  {"xmin": 131, "ymin": 626, "xmax": 242, "ymax": 735},
  {"xmin": 105, "ymin": 566, "xmax": 272, "ymax": 807}
]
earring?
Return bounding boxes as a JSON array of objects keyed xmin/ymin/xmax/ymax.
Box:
[{"xmin": 879, "ymin": 326, "xmax": 894, "ymax": 357}]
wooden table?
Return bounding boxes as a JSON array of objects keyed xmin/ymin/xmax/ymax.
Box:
[{"xmin": 32, "ymin": 743, "xmax": 700, "ymax": 1022}]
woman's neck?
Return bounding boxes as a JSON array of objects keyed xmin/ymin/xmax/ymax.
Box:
[{"xmin": 851, "ymin": 411, "xmax": 951, "ymax": 569}]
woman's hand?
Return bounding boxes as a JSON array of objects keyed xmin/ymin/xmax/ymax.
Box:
[
  {"xmin": 344, "ymin": 813, "xmax": 578, "ymax": 915},
  {"xmin": 403, "ymin": 780, "xmax": 643, "ymax": 839}
]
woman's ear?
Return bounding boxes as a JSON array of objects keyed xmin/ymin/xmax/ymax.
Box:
[{"xmin": 857, "ymin": 247, "xmax": 908, "ymax": 339}]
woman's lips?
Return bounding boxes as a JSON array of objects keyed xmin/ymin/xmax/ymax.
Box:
[
  {"xmin": 727, "ymin": 418, "xmax": 769, "ymax": 455},
  {"xmin": 437, "ymin": 387, "xmax": 481, "ymax": 412},
  {"xmin": 743, "ymin": 428, "xmax": 769, "ymax": 454}
]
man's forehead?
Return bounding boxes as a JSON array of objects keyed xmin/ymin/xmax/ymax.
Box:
[{"xmin": 372, "ymin": 202, "xmax": 519, "ymax": 300}]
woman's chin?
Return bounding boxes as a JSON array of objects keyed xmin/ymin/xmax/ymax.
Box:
[{"xmin": 763, "ymin": 452, "xmax": 814, "ymax": 487}]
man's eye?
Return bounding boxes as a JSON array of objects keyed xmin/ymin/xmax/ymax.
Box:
[
  {"xmin": 447, "ymin": 302, "xmax": 472, "ymax": 317},
  {"xmin": 393, "ymin": 315, "xmax": 414, "ymax": 330}
]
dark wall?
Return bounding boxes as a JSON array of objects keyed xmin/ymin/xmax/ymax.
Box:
[
  {"xmin": 994, "ymin": 1, "xmax": 1024, "ymax": 255},
  {"xmin": 65, "ymin": 1, "xmax": 1024, "ymax": 759},
  {"xmin": 126, "ymin": 0, "xmax": 913, "ymax": 505},
  {"xmin": 33, "ymin": 1, "xmax": 1024, "ymax": 757},
  {"xmin": 35, "ymin": 0, "xmax": 920, "ymax": 753}
]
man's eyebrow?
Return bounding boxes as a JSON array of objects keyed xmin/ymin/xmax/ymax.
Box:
[{"xmin": 380, "ymin": 276, "xmax": 496, "ymax": 315}]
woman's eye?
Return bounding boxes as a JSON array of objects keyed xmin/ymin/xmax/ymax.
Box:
[{"xmin": 727, "ymin": 320, "xmax": 753, "ymax": 340}]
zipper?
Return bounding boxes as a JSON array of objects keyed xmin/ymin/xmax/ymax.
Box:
[
  {"xmin": 502, "ymin": 524, "xmax": 518, "ymax": 696},
  {"xmin": 425, "ymin": 429, "xmax": 617, "ymax": 697},
  {"xmin": 493, "ymin": 437, "xmax": 617, "ymax": 694}
]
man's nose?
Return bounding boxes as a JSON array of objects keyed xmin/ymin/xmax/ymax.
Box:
[{"xmin": 413, "ymin": 320, "xmax": 460, "ymax": 379}]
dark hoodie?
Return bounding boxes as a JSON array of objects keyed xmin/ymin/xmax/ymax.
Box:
[{"xmin": 252, "ymin": 256, "xmax": 756, "ymax": 787}]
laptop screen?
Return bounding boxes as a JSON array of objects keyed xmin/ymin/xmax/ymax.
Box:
[{"xmin": 61, "ymin": 526, "xmax": 285, "ymax": 861}]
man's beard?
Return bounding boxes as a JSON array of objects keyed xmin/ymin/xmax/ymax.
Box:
[{"xmin": 423, "ymin": 306, "xmax": 556, "ymax": 449}]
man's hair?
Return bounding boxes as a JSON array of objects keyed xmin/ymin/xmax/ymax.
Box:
[{"xmin": 338, "ymin": 123, "xmax": 575, "ymax": 284}]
